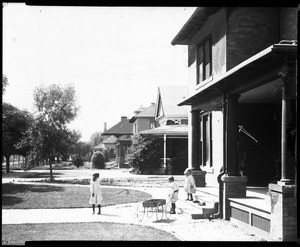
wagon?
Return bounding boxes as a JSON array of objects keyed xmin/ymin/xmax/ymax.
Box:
[{"xmin": 136, "ymin": 198, "xmax": 174, "ymax": 222}]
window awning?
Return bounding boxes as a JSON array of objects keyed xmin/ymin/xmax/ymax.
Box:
[
  {"xmin": 139, "ymin": 124, "xmax": 188, "ymax": 136},
  {"xmin": 178, "ymin": 43, "xmax": 297, "ymax": 106}
]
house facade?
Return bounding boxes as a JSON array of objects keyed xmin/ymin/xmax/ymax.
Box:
[
  {"xmin": 140, "ymin": 86, "xmax": 190, "ymax": 174},
  {"xmin": 129, "ymin": 103, "xmax": 157, "ymax": 135},
  {"xmin": 102, "ymin": 116, "xmax": 133, "ymax": 168},
  {"xmin": 172, "ymin": 7, "xmax": 297, "ymax": 241}
]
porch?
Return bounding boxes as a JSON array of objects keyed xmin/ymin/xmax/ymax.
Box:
[{"xmin": 178, "ymin": 185, "xmax": 273, "ymax": 240}]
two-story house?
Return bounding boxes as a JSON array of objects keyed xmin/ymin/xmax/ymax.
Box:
[
  {"xmin": 102, "ymin": 116, "xmax": 133, "ymax": 168},
  {"xmin": 140, "ymin": 86, "xmax": 190, "ymax": 174},
  {"xmin": 172, "ymin": 7, "xmax": 297, "ymax": 241},
  {"xmin": 129, "ymin": 103, "xmax": 156, "ymax": 135}
]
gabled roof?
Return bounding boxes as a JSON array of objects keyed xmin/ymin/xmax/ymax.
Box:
[
  {"xmin": 92, "ymin": 143, "xmax": 105, "ymax": 150},
  {"xmin": 155, "ymin": 86, "xmax": 189, "ymax": 120},
  {"xmin": 102, "ymin": 135, "xmax": 118, "ymax": 144},
  {"xmin": 129, "ymin": 104, "xmax": 156, "ymax": 123},
  {"xmin": 102, "ymin": 116, "xmax": 133, "ymax": 136}
]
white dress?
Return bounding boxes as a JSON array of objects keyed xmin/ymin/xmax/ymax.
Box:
[
  {"xmin": 89, "ymin": 179, "xmax": 103, "ymax": 205},
  {"xmin": 184, "ymin": 174, "xmax": 196, "ymax": 193}
]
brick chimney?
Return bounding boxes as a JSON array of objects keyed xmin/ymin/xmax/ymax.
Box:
[
  {"xmin": 104, "ymin": 122, "xmax": 107, "ymax": 132},
  {"xmin": 121, "ymin": 116, "xmax": 127, "ymax": 121}
]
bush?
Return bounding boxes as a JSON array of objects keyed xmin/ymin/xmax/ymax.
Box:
[
  {"xmin": 127, "ymin": 135, "xmax": 163, "ymax": 174},
  {"xmin": 72, "ymin": 155, "xmax": 84, "ymax": 167},
  {"xmin": 91, "ymin": 151, "xmax": 105, "ymax": 169}
]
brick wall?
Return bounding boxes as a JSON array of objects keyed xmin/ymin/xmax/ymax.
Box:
[
  {"xmin": 280, "ymin": 8, "xmax": 298, "ymax": 40},
  {"xmin": 226, "ymin": 7, "xmax": 280, "ymax": 70}
]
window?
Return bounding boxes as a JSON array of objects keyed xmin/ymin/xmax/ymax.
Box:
[
  {"xmin": 197, "ymin": 36, "xmax": 212, "ymax": 85},
  {"xmin": 199, "ymin": 113, "xmax": 212, "ymax": 167},
  {"xmin": 150, "ymin": 123, "xmax": 155, "ymax": 129}
]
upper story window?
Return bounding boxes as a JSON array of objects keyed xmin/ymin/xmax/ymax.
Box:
[{"xmin": 197, "ymin": 36, "xmax": 212, "ymax": 85}]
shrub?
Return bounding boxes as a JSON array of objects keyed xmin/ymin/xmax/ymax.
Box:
[
  {"xmin": 72, "ymin": 155, "xmax": 84, "ymax": 168},
  {"xmin": 127, "ymin": 135, "xmax": 163, "ymax": 174},
  {"xmin": 91, "ymin": 151, "xmax": 105, "ymax": 169}
]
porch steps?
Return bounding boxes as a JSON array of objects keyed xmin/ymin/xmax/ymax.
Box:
[{"xmin": 177, "ymin": 187, "xmax": 219, "ymax": 219}]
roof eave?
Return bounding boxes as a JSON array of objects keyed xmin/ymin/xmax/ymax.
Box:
[{"xmin": 171, "ymin": 7, "xmax": 222, "ymax": 46}]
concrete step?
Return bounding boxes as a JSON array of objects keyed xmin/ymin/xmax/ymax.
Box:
[{"xmin": 177, "ymin": 199, "xmax": 218, "ymax": 220}]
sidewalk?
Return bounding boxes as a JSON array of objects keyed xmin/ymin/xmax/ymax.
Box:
[{"xmin": 2, "ymin": 183, "xmax": 271, "ymax": 241}]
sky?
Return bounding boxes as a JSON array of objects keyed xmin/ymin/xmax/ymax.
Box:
[{"xmin": 3, "ymin": 4, "xmax": 197, "ymax": 142}]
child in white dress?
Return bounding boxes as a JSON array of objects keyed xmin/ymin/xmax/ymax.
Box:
[
  {"xmin": 184, "ymin": 168, "xmax": 196, "ymax": 201},
  {"xmin": 89, "ymin": 173, "xmax": 103, "ymax": 214}
]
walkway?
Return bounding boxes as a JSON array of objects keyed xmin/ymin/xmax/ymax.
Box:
[{"xmin": 2, "ymin": 183, "xmax": 271, "ymax": 241}]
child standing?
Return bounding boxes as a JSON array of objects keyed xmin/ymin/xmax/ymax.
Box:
[
  {"xmin": 184, "ymin": 168, "xmax": 196, "ymax": 201},
  {"xmin": 89, "ymin": 173, "xmax": 103, "ymax": 215},
  {"xmin": 168, "ymin": 176, "xmax": 179, "ymax": 214}
]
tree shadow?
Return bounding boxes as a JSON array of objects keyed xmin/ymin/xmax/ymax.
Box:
[
  {"xmin": 2, "ymin": 195, "xmax": 24, "ymax": 206},
  {"xmin": 2, "ymin": 183, "xmax": 65, "ymax": 194},
  {"xmin": 2, "ymin": 171, "xmax": 63, "ymax": 179}
]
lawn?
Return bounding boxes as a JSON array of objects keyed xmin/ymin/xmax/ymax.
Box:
[
  {"xmin": 2, "ymin": 222, "xmax": 179, "ymax": 244},
  {"xmin": 2, "ymin": 183, "xmax": 152, "ymax": 209}
]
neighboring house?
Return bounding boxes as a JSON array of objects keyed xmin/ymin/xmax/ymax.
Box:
[
  {"xmin": 140, "ymin": 86, "xmax": 190, "ymax": 174},
  {"xmin": 101, "ymin": 135, "xmax": 118, "ymax": 151},
  {"xmin": 92, "ymin": 143, "xmax": 105, "ymax": 154},
  {"xmin": 102, "ymin": 116, "xmax": 133, "ymax": 168},
  {"xmin": 129, "ymin": 103, "xmax": 156, "ymax": 135},
  {"xmin": 172, "ymin": 7, "xmax": 297, "ymax": 241}
]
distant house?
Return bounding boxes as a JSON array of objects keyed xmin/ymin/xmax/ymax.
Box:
[
  {"xmin": 102, "ymin": 116, "xmax": 133, "ymax": 168},
  {"xmin": 129, "ymin": 103, "xmax": 156, "ymax": 135},
  {"xmin": 172, "ymin": 7, "xmax": 297, "ymax": 241},
  {"xmin": 101, "ymin": 135, "xmax": 118, "ymax": 151},
  {"xmin": 140, "ymin": 86, "xmax": 190, "ymax": 174}
]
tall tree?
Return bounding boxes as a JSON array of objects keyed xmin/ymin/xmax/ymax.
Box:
[
  {"xmin": 18, "ymin": 83, "xmax": 79, "ymax": 181},
  {"xmin": 2, "ymin": 103, "xmax": 33, "ymax": 173},
  {"xmin": 90, "ymin": 131, "xmax": 103, "ymax": 147}
]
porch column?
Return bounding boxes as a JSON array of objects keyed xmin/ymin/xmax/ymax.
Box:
[
  {"xmin": 163, "ymin": 134, "xmax": 167, "ymax": 168},
  {"xmin": 191, "ymin": 110, "xmax": 200, "ymax": 169},
  {"xmin": 222, "ymin": 93, "xmax": 247, "ymax": 220},
  {"xmin": 279, "ymin": 70, "xmax": 293, "ymax": 185},
  {"xmin": 225, "ymin": 94, "xmax": 240, "ymax": 175}
]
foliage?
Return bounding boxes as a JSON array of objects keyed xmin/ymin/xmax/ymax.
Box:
[
  {"xmin": 127, "ymin": 135, "xmax": 163, "ymax": 174},
  {"xmin": 16, "ymin": 84, "xmax": 79, "ymax": 181},
  {"xmin": 102, "ymin": 148, "xmax": 116, "ymax": 162},
  {"xmin": 72, "ymin": 155, "xmax": 84, "ymax": 167},
  {"xmin": 89, "ymin": 132, "xmax": 103, "ymax": 147},
  {"xmin": 2, "ymin": 102, "xmax": 33, "ymax": 173},
  {"xmin": 72, "ymin": 141, "xmax": 92, "ymax": 162},
  {"xmin": 91, "ymin": 151, "xmax": 105, "ymax": 169},
  {"xmin": 2, "ymin": 74, "xmax": 8, "ymax": 95}
]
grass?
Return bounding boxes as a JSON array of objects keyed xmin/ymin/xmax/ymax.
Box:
[
  {"xmin": 2, "ymin": 222, "xmax": 179, "ymax": 244},
  {"xmin": 2, "ymin": 183, "xmax": 152, "ymax": 209}
]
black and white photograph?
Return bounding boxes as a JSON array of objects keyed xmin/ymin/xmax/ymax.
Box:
[{"xmin": 2, "ymin": 3, "xmax": 298, "ymax": 244}]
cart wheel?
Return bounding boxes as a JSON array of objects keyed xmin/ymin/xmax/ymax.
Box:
[
  {"xmin": 156, "ymin": 201, "xmax": 164, "ymax": 221},
  {"xmin": 146, "ymin": 206, "xmax": 154, "ymax": 219},
  {"xmin": 165, "ymin": 200, "xmax": 174, "ymax": 220},
  {"xmin": 136, "ymin": 202, "xmax": 145, "ymax": 221}
]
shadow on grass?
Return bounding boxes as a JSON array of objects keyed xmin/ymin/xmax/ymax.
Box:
[
  {"xmin": 2, "ymin": 171, "xmax": 63, "ymax": 179},
  {"xmin": 2, "ymin": 195, "xmax": 24, "ymax": 206},
  {"xmin": 2, "ymin": 183, "xmax": 65, "ymax": 194}
]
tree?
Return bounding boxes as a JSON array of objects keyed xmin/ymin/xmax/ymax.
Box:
[
  {"xmin": 17, "ymin": 83, "xmax": 79, "ymax": 181},
  {"xmin": 2, "ymin": 74, "xmax": 8, "ymax": 95},
  {"xmin": 127, "ymin": 135, "xmax": 163, "ymax": 174},
  {"xmin": 2, "ymin": 103, "xmax": 33, "ymax": 173},
  {"xmin": 89, "ymin": 132, "xmax": 103, "ymax": 147}
]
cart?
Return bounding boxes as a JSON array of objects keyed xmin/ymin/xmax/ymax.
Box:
[{"xmin": 136, "ymin": 198, "xmax": 175, "ymax": 222}]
